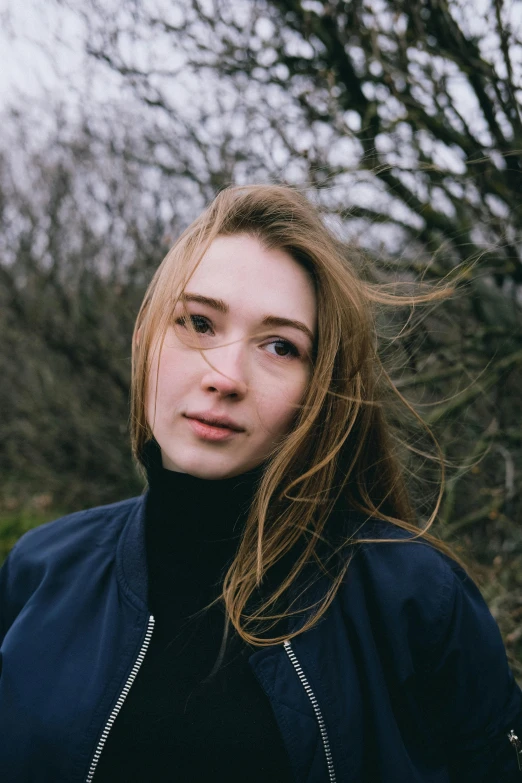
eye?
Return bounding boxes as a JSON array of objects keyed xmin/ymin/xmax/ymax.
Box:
[
  {"xmin": 175, "ymin": 314, "xmax": 213, "ymax": 334},
  {"xmin": 265, "ymin": 339, "xmax": 300, "ymax": 359}
]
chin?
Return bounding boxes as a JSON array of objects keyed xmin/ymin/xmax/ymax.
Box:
[{"xmin": 160, "ymin": 448, "xmax": 245, "ymax": 480}]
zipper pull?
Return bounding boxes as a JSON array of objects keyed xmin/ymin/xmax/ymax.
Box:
[{"xmin": 508, "ymin": 729, "xmax": 522, "ymax": 771}]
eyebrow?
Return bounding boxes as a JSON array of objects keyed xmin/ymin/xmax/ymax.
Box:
[{"xmin": 180, "ymin": 292, "xmax": 315, "ymax": 344}]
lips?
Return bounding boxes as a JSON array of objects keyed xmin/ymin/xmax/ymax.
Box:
[
  {"xmin": 185, "ymin": 415, "xmax": 244, "ymax": 442},
  {"xmin": 185, "ymin": 413, "xmax": 245, "ymax": 432}
]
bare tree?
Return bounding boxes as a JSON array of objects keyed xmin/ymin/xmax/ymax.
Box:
[
  {"xmin": 0, "ymin": 105, "xmax": 182, "ymax": 510},
  {"xmin": 66, "ymin": 0, "xmax": 522, "ymax": 525}
]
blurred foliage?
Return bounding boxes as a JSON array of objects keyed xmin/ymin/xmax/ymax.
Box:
[
  {"xmin": 478, "ymin": 551, "xmax": 522, "ymax": 683},
  {"xmin": 0, "ymin": 0, "xmax": 521, "ymax": 665}
]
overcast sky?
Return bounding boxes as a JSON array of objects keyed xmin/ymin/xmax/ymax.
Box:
[{"xmin": 0, "ymin": 0, "xmax": 90, "ymax": 107}]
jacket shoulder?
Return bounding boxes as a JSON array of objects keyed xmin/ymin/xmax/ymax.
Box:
[
  {"xmin": 1, "ymin": 497, "xmax": 145, "ymax": 638},
  {"xmin": 339, "ymin": 511, "xmax": 494, "ymax": 675},
  {"xmin": 346, "ymin": 510, "xmax": 461, "ymax": 575},
  {"xmin": 3, "ymin": 497, "xmax": 143, "ymax": 607},
  {"xmin": 9, "ymin": 496, "xmax": 144, "ymax": 565},
  {"xmin": 339, "ymin": 510, "xmax": 461, "ymax": 581}
]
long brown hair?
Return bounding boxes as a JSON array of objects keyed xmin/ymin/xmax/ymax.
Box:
[{"xmin": 131, "ymin": 183, "xmax": 468, "ymax": 646}]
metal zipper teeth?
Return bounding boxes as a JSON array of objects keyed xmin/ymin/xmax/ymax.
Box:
[
  {"xmin": 283, "ymin": 639, "xmax": 337, "ymax": 783},
  {"xmin": 85, "ymin": 614, "xmax": 155, "ymax": 782},
  {"xmin": 507, "ymin": 729, "xmax": 522, "ymax": 771}
]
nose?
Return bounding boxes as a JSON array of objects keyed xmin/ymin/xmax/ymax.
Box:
[{"xmin": 200, "ymin": 341, "xmax": 249, "ymax": 399}]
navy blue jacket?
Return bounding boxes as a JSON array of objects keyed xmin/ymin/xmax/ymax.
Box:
[{"xmin": 1, "ymin": 494, "xmax": 522, "ymax": 782}]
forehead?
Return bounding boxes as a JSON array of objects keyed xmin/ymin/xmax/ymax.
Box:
[{"xmin": 187, "ymin": 234, "xmax": 317, "ymax": 329}]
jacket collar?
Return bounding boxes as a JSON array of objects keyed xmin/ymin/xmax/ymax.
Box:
[{"xmin": 116, "ymin": 493, "xmax": 150, "ymax": 613}]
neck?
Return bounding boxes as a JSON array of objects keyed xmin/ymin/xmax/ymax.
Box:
[{"xmin": 143, "ymin": 439, "xmax": 265, "ymax": 551}]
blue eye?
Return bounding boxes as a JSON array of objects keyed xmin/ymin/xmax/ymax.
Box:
[
  {"xmin": 175, "ymin": 314, "xmax": 213, "ymax": 334},
  {"xmin": 266, "ymin": 339, "xmax": 300, "ymax": 359}
]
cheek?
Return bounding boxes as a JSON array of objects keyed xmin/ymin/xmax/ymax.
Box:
[
  {"xmin": 145, "ymin": 349, "xmax": 176, "ymax": 424},
  {"xmin": 255, "ymin": 369, "xmax": 309, "ymax": 435},
  {"xmin": 148, "ymin": 362, "xmax": 174, "ymax": 410}
]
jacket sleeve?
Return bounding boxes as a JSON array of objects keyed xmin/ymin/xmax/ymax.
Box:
[
  {"xmin": 0, "ymin": 550, "xmax": 14, "ymax": 647},
  {"xmin": 421, "ymin": 557, "xmax": 522, "ymax": 781},
  {"xmin": 0, "ymin": 544, "xmax": 27, "ymax": 648}
]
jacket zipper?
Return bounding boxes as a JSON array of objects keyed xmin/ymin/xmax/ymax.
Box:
[
  {"xmin": 283, "ymin": 639, "xmax": 337, "ymax": 783},
  {"xmin": 85, "ymin": 614, "xmax": 155, "ymax": 782},
  {"xmin": 508, "ymin": 729, "xmax": 522, "ymax": 771},
  {"xmin": 79, "ymin": 618, "xmax": 521, "ymax": 783}
]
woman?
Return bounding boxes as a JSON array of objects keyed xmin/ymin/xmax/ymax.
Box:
[{"xmin": 1, "ymin": 184, "xmax": 521, "ymax": 782}]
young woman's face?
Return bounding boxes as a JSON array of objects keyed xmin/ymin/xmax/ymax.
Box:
[{"xmin": 146, "ymin": 233, "xmax": 317, "ymax": 478}]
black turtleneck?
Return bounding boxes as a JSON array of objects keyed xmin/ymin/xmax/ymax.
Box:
[{"xmin": 94, "ymin": 441, "xmax": 293, "ymax": 782}]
